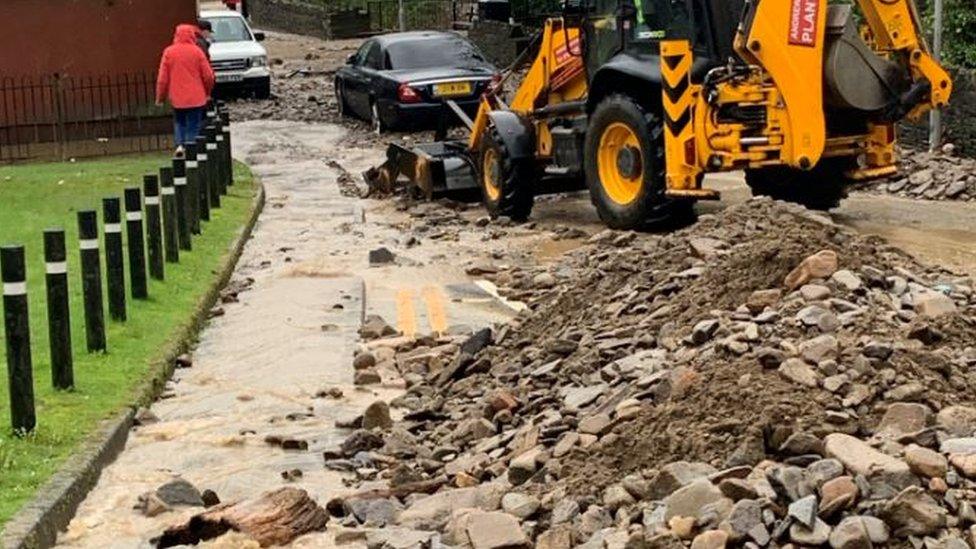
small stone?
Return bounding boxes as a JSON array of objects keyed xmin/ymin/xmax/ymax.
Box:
[
  {"xmin": 536, "ymin": 525, "xmax": 574, "ymax": 549},
  {"xmin": 788, "ymin": 495, "xmax": 818, "ymax": 528},
  {"xmin": 692, "ymin": 319, "xmax": 720, "ymax": 345},
  {"xmin": 464, "ymin": 511, "xmax": 528, "ymax": 549},
  {"xmin": 727, "ymin": 499, "xmax": 762, "ymax": 539},
  {"xmin": 136, "ymin": 492, "xmax": 171, "ymax": 517},
  {"xmin": 746, "ymin": 289, "xmax": 781, "ymax": 313},
  {"xmin": 878, "ymin": 402, "xmax": 932, "ymax": 437},
  {"xmin": 352, "ymin": 351, "xmax": 376, "ymax": 370},
  {"xmin": 819, "ymin": 475, "xmax": 858, "ymax": 516},
  {"xmin": 532, "ymin": 272, "xmax": 557, "ymax": 289},
  {"xmin": 824, "ymin": 433, "xmax": 914, "ymax": 491},
  {"xmin": 508, "ymin": 448, "xmax": 542, "ymax": 485},
  {"xmin": 796, "ymin": 305, "xmax": 839, "ymax": 331},
  {"xmin": 914, "ymin": 291, "xmax": 957, "ymax": 317},
  {"xmin": 669, "ymin": 516, "xmax": 696, "ymax": 539},
  {"xmin": 551, "ymin": 499, "xmax": 580, "ymax": 524},
  {"xmin": 881, "ymin": 486, "xmax": 947, "ymax": 536},
  {"xmin": 719, "ymin": 478, "xmax": 758, "ymax": 501},
  {"xmin": 664, "ymin": 479, "xmax": 729, "ymax": 521},
  {"xmin": 949, "ymin": 453, "xmax": 976, "ymax": 478},
  {"xmin": 799, "ymin": 334, "xmax": 838, "ymax": 364},
  {"xmin": 200, "ymin": 489, "xmax": 220, "ymax": 507},
  {"xmin": 578, "ymin": 504, "xmax": 612, "ymax": 536},
  {"xmin": 155, "ymin": 479, "xmax": 203, "ymax": 507},
  {"xmin": 579, "ymin": 414, "xmax": 612, "ymax": 436},
  {"xmin": 501, "ymin": 492, "xmax": 540, "ymax": 520},
  {"xmin": 778, "ymin": 358, "xmax": 821, "ymax": 387},
  {"xmin": 354, "ymin": 369, "xmax": 381, "ymax": 385},
  {"xmin": 831, "ymin": 270, "xmax": 862, "ymax": 291},
  {"xmin": 789, "ymin": 517, "xmax": 831, "ymax": 545},
  {"xmin": 800, "ymin": 284, "xmax": 831, "ymax": 301},
  {"xmin": 941, "ymin": 438, "xmax": 976, "ymax": 454},
  {"xmin": 937, "ymin": 406, "xmax": 976, "ymax": 437},
  {"xmin": 369, "ymin": 247, "xmax": 396, "ymax": 265},
  {"xmin": 785, "ymin": 250, "xmax": 839, "ymax": 290},
  {"xmin": 829, "ymin": 516, "xmax": 871, "ymax": 549},
  {"xmin": 362, "ymin": 400, "xmax": 393, "ymax": 430},
  {"xmin": 904, "ymin": 444, "xmax": 948, "ymax": 478},
  {"xmin": 603, "ymin": 484, "xmax": 636, "ymax": 511},
  {"xmin": 690, "ymin": 530, "xmax": 728, "ymax": 549}
]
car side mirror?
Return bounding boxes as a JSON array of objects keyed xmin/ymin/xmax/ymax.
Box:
[
  {"xmin": 253, "ymin": 31, "xmax": 266, "ymax": 41},
  {"xmin": 346, "ymin": 53, "xmax": 356, "ymax": 65}
]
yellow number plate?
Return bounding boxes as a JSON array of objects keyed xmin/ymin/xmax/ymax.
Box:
[{"xmin": 432, "ymin": 82, "xmax": 472, "ymax": 97}]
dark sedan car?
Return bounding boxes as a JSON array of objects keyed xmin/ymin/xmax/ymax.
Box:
[{"xmin": 335, "ymin": 32, "xmax": 499, "ymax": 133}]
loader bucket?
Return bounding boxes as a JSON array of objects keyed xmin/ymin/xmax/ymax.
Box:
[{"xmin": 363, "ymin": 140, "xmax": 479, "ymax": 199}]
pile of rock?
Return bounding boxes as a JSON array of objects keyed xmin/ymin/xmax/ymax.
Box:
[
  {"xmin": 332, "ymin": 198, "xmax": 976, "ymax": 547},
  {"xmin": 869, "ymin": 149, "xmax": 976, "ymax": 202}
]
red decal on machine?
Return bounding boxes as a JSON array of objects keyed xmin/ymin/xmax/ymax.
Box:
[
  {"xmin": 789, "ymin": 0, "xmax": 819, "ymax": 47},
  {"xmin": 555, "ymin": 37, "xmax": 581, "ymax": 65}
]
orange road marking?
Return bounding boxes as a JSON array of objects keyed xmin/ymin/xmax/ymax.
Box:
[
  {"xmin": 422, "ymin": 286, "xmax": 448, "ymax": 334},
  {"xmin": 396, "ymin": 289, "xmax": 417, "ymax": 337}
]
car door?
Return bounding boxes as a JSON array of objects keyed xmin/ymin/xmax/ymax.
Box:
[{"xmin": 342, "ymin": 40, "xmax": 375, "ymax": 119}]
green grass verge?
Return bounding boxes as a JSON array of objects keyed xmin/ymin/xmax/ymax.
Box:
[{"xmin": 0, "ymin": 154, "xmax": 256, "ymax": 528}]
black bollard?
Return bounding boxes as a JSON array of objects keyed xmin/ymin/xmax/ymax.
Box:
[
  {"xmin": 184, "ymin": 143, "xmax": 203, "ymax": 233},
  {"xmin": 205, "ymin": 126, "xmax": 221, "ymax": 208},
  {"xmin": 1, "ymin": 246, "xmax": 36, "ymax": 434},
  {"xmin": 103, "ymin": 198, "xmax": 126, "ymax": 322},
  {"xmin": 172, "ymin": 156, "xmax": 192, "ymax": 250},
  {"xmin": 220, "ymin": 112, "xmax": 233, "ymax": 188},
  {"xmin": 124, "ymin": 188, "xmax": 148, "ymax": 299},
  {"xmin": 159, "ymin": 167, "xmax": 180, "ymax": 262},
  {"xmin": 43, "ymin": 230, "xmax": 73, "ymax": 390},
  {"xmin": 194, "ymin": 136, "xmax": 211, "ymax": 222},
  {"xmin": 77, "ymin": 211, "xmax": 106, "ymax": 352},
  {"xmin": 143, "ymin": 175, "xmax": 165, "ymax": 280},
  {"xmin": 214, "ymin": 118, "xmax": 228, "ymax": 196}
]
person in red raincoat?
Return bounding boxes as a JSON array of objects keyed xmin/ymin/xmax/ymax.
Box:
[{"xmin": 155, "ymin": 24, "xmax": 215, "ymax": 154}]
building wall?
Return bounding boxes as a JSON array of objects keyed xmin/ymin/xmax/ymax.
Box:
[{"xmin": 0, "ymin": 0, "xmax": 198, "ymax": 78}]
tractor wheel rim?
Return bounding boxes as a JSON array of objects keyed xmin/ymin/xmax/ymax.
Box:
[
  {"xmin": 597, "ymin": 122, "xmax": 643, "ymax": 205},
  {"xmin": 482, "ymin": 148, "xmax": 501, "ymax": 201}
]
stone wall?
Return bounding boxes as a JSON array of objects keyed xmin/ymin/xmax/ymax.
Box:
[
  {"xmin": 468, "ymin": 20, "xmax": 530, "ymax": 68},
  {"xmin": 901, "ymin": 67, "xmax": 976, "ymax": 157},
  {"xmin": 250, "ymin": 0, "xmax": 370, "ymax": 40}
]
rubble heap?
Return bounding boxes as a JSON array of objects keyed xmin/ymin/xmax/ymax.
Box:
[
  {"xmin": 330, "ymin": 198, "xmax": 976, "ymax": 548},
  {"xmin": 869, "ymin": 149, "xmax": 976, "ymax": 202}
]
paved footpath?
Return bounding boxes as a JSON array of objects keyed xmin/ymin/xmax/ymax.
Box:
[{"xmin": 56, "ymin": 121, "xmax": 514, "ymax": 548}]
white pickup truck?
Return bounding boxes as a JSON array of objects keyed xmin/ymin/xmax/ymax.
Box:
[{"xmin": 200, "ymin": 10, "xmax": 271, "ymax": 99}]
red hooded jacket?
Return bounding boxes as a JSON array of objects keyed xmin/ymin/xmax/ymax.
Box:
[{"xmin": 156, "ymin": 24, "xmax": 215, "ymax": 109}]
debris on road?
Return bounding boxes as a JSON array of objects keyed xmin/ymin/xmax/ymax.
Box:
[
  {"xmin": 868, "ymin": 148, "xmax": 976, "ymax": 202},
  {"xmin": 330, "ymin": 197, "xmax": 976, "ymax": 547}
]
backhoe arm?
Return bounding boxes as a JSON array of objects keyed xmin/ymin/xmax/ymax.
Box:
[{"xmin": 857, "ymin": 0, "xmax": 952, "ymax": 119}]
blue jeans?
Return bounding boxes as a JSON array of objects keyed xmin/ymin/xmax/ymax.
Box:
[{"xmin": 173, "ymin": 107, "xmax": 205, "ymax": 146}]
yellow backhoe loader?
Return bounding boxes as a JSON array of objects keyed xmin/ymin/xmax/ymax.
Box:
[{"xmin": 366, "ymin": 0, "xmax": 951, "ymax": 229}]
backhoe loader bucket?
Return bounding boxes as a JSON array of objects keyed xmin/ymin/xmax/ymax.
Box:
[{"xmin": 363, "ymin": 140, "xmax": 479, "ymax": 198}]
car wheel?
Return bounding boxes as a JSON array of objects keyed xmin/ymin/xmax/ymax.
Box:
[
  {"xmin": 254, "ymin": 79, "xmax": 271, "ymax": 100},
  {"xmin": 370, "ymin": 101, "xmax": 387, "ymax": 135},
  {"xmin": 335, "ymin": 81, "xmax": 347, "ymax": 117}
]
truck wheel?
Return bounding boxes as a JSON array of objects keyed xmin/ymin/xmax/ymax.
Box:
[
  {"xmin": 745, "ymin": 157, "xmax": 854, "ymax": 211},
  {"xmin": 584, "ymin": 94, "xmax": 692, "ymax": 230},
  {"xmin": 254, "ymin": 79, "xmax": 271, "ymax": 100},
  {"xmin": 478, "ymin": 128, "xmax": 534, "ymax": 222}
]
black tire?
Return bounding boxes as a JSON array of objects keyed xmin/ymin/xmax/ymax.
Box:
[
  {"xmin": 478, "ymin": 127, "xmax": 535, "ymax": 222},
  {"xmin": 584, "ymin": 94, "xmax": 692, "ymax": 230},
  {"xmin": 370, "ymin": 100, "xmax": 386, "ymax": 135},
  {"xmin": 335, "ymin": 81, "xmax": 348, "ymax": 117},
  {"xmin": 254, "ymin": 79, "xmax": 271, "ymax": 100},
  {"xmin": 745, "ymin": 157, "xmax": 855, "ymax": 211}
]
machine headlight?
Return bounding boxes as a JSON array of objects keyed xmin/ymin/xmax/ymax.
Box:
[{"xmin": 250, "ymin": 55, "xmax": 268, "ymax": 68}]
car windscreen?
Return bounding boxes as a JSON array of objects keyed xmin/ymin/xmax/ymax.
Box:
[
  {"xmin": 206, "ymin": 17, "xmax": 252, "ymax": 43},
  {"xmin": 385, "ymin": 37, "xmax": 488, "ymax": 70}
]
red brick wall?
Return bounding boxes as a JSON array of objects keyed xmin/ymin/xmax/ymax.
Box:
[{"xmin": 0, "ymin": 0, "xmax": 198, "ymax": 78}]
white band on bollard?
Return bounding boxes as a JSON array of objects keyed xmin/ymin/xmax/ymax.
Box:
[
  {"xmin": 174, "ymin": 177, "xmax": 187, "ymax": 186},
  {"xmin": 161, "ymin": 186, "xmax": 176, "ymax": 195},
  {"xmin": 215, "ymin": 135, "xmax": 224, "ymax": 142},
  {"xmin": 80, "ymin": 239, "xmax": 99, "ymax": 250},
  {"xmin": 126, "ymin": 212, "xmax": 142, "ymax": 221},
  {"xmin": 198, "ymin": 154, "xmax": 208, "ymax": 161},
  {"xmin": 3, "ymin": 281, "xmax": 26, "ymax": 296},
  {"xmin": 46, "ymin": 261, "xmax": 67, "ymax": 275},
  {"xmin": 207, "ymin": 143, "xmax": 217, "ymax": 150},
  {"xmin": 145, "ymin": 196, "xmax": 160, "ymax": 206},
  {"xmin": 186, "ymin": 161, "xmax": 198, "ymax": 168},
  {"xmin": 104, "ymin": 223, "xmax": 121, "ymax": 233}
]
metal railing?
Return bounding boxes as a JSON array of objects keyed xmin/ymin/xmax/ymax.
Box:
[{"xmin": 0, "ymin": 72, "xmax": 172, "ymax": 163}]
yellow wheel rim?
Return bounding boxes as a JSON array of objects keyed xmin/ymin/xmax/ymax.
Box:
[
  {"xmin": 482, "ymin": 148, "xmax": 501, "ymax": 202},
  {"xmin": 597, "ymin": 122, "xmax": 643, "ymax": 205}
]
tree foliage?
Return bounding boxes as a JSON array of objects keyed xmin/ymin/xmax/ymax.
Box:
[{"xmin": 926, "ymin": 0, "xmax": 976, "ymax": 68}]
